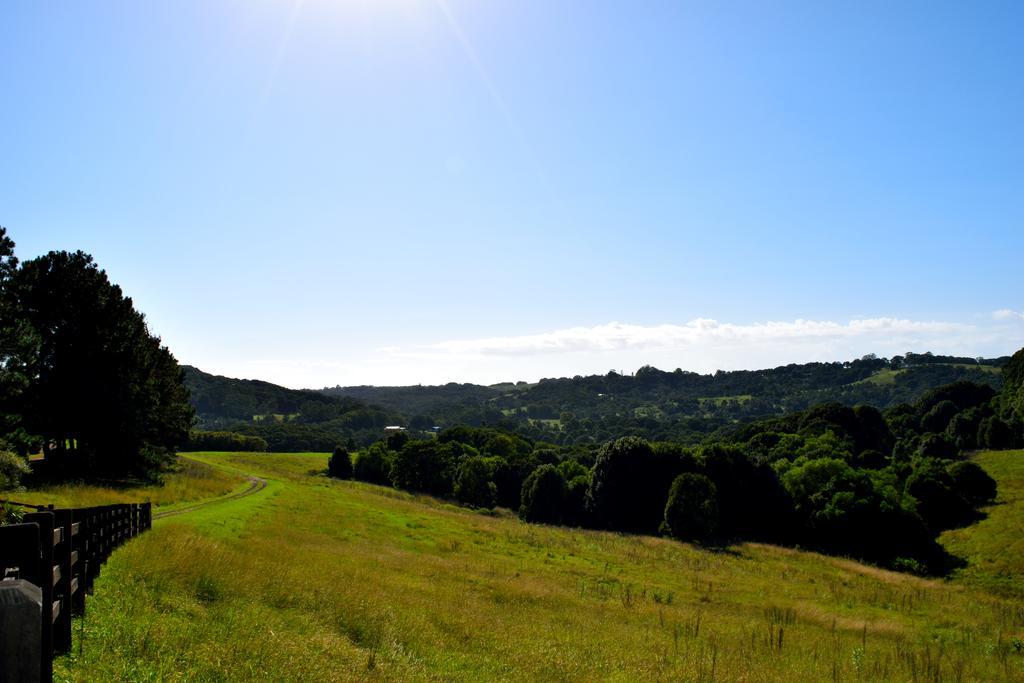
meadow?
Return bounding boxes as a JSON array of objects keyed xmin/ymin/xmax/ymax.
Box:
[
  {"xmin": 14, "ymin": 456, "xmax": 245, "ymax": 511},
  {"xmin": 41, "ymin": 451, "xmax": 1024, "ymax": 681},
  {"xmin": 939, "ymin": 450, "xmax": 1024, "ymax": 600}
]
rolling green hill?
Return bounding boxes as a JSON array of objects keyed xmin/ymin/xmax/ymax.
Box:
[
  {"xmin": 321, "ymin": 353, "xmax": 1006, "ymax": 444},
  {"xmin": 46, "ymin": 451, "xmax": 1024, "ymax": 681},
  {"xmin": 182, "ymin": 366, "xmax": 401, "ymax": 449}
]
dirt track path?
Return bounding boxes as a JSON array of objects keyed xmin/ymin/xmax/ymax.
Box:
[{"xmin": 153, "ymin": 471, "xmax": 268, "ymax": 520}]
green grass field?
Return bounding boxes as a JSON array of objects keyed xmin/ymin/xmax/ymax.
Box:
[
  {"xmin": 14, "ymin": 456, "xmax": 245, "ymax": 510},
  {"xmin": 940, "ymin": 450, "xmax": 1024, "ymax": 600},
  {"xmin": 34, "ymin": 451, "xmax": 1024, "ymax": 681}
]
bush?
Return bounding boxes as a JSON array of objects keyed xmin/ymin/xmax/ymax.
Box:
[
  {"xmin": 661, "ymin": 473, "xmax": 718, "ymax": 543},
  {"xmin": 519, "ymin": 465, "xmax": 565, "ymax": 524},
  {"xmin": 947, "ymin": 460, "xmax": 996, "ymax": 506},
  {"xmin": 0, "ymin": 450, "xmax": 29, "ymax": 491},
  {"xmin": 328, "ymin": 446, "xmax": 353, "ymax": 479}
]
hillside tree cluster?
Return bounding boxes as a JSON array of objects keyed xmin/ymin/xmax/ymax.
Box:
[{"xmin": 329, "ymin": 361, "xmax": 1024, "ymax": 574}]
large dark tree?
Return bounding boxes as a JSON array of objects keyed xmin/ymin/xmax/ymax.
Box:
[
  {"xmin": 585, "ymin": 437, "xmax": 687, "ymax": 533},
  {"xmin": 661, "ymin": 473, "xmax": 718, "ymax": 543},
  {"xmin": 7, "ymin": 247, "xmax": 193, "ymax": 479},
  {"xmin": 328, "ymin": 446, "xmax": 353, "ymax": 479},
  {"xmin": 519, "ymin": 464, "xmax": 565, "ymax": 524},
  {"xmin": 0, "ymin": 228, "xmax": 39, "ymax": 453}
]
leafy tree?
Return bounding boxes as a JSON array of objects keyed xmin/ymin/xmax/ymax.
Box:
[
  {"xmin": 1003, "ymin": 347, "xmax": 1024, "ymax": 420},
  {"xmin": 353, "ymin": 443, "xmax": 393, "ymax": 485},
  {"xmin": 794, "ymin": 430, "xmax": 853, "ymax": 462},
  {"xmin": 386, "ymin": 430, "xmax": 410, "ymax": 452},
  {"xmin": 852, "ymin": 404, "xmax": 895, "ymax": 455},
  {"xmin": 780, "ymin": 456, "xmax": 929, "ymax": 563},
  {"xmin": 9, "ymin": 248, "xmax": 193, "ymax": 479},
  {"xmin": 0, "ymin": 227, "xmax": 38, "ymax": 452},
  {"xmin": 946, "ymin": 410, "xmax": 980, "ymax": 450},
  {"xmin": 519, "ymin": 464, "xmax": 565, "ymax": 524},
  {"xmin": 702, "ymin": 443, "xmax": 791, "ymax": 541},
  {"xmin": 586, "ymin": 437, "xmax": 683, "ymax": 533},
  {"xmin": 905, "ymin": 459, "xmax": 971, "ymax": 531},
  {"xmin": 562, "ymin": 474, "xmax": 590, "ymax": 527},
  {"xmin": 920, "ymin": 400, "xmax": 959, "ymax": 434},
  {"xmin": 661, "ymin": 473, "xmax": 718, "ymax": 542},
  {"xmin": 453, "ymin": 455, "xmax": 496, "ymax": 508},
  {"xmin": 555, "ymin": 458, "xmax": 589, "ymax": 482},
  {"xmin": 916, "ymin": 381, "xmax": 997, "ymax": 416},
  {"xmin": 978, "ymin": 416, "xmax": 1014, "ymax": 449},
  {"xmin": 390, "ymin": 440, "xmax": 466, "ymax": 497},
  {"xmin": 328, "ymin": 446, "xmax": 353, "ymax": 479},
  {"xmin": 917, "ymin": 433, "xmax": 957, "ymax": 460}
]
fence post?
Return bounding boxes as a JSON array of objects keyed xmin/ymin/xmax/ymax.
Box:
[
  {"xmin": 71, "ymin": 508, "xmax": 88, "ymax": 614},
  {"xmin": 22, "ymin": 511, "xmax": 56, "ymax": 682},
  {"xmin": 51, "ymin": 509, "xmax": 74, "ymax": 654},
  {"xmin": 0, "ymin": 580, "xmax": 42, "ymax": 682}
]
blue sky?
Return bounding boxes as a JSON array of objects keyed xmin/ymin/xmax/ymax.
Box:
[{"xmin": 2, "ymin": 1, "xmax": 1022, "ymax": 387}]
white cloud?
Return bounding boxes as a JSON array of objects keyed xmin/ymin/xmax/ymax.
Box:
[
  {"xmin": 428, "ymin": 318, "xmax": 970, "ymax": 357},
  {"xmin": 993, "ymin": 309, "xmax": 1024, "ymax": 321},
  {"xmin": 192, "ymin": 315, "xmax": 1019, "ymax": 388}
]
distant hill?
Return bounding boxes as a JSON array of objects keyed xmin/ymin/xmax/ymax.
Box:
[
  {"xmin": 182, "ymin": 353, "xmax": 1007, "ymax": 448},
  {"xmin": 182, "ymin": 366, "xmax": 400, "ymax": 450},
  {"xmin": 182, "ymin": 365, "xmax": 363, "ymax": 425},
  {"xmin": 319, "ymin": 383, "xmax": 509, "ymax": 427},
  {"xmin": 320, "ymin": 353, "xmax": 1007, "ymax": 444}
]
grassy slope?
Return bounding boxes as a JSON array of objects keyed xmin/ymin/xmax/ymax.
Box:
[
  {"xmin": 15, "ymin": 455, "xmax": 245, "ymax": 510},
  {"xmin": 49, "ymin": 451, "xmax": 1024, "ymax": 682},
  {"xmin": 940, "ymin": 450, "xmax": 1024, "ymax": 600}
]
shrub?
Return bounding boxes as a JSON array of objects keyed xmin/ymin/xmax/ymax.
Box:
[
  {"xmin": 947, "ymin": 460, "xmax": 996, "ymax": 506},
  {"xmin": 661, "ymin": 473, "xmax": 718, "ymax": 543},
  {"xmin": 0, "ymin": 450, "xmax": 29, "ymax": 491},
  {"xmin": 328, "ymin": 446, "xmax": 353, "ymax": 479}
]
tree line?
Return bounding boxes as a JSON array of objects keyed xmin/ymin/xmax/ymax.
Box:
[{"xmin": 326, "ymin": 357, "xmax": 1024, "ymax": 574}]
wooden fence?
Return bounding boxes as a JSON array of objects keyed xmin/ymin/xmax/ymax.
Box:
[{"xmin": 0, "ymin": 501, "xmax": 152, "ymax": 680}]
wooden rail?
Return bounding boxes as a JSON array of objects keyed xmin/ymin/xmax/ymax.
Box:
[{"xmin": 0, "ymin": 501, "xmax": 151, "ymax": 680}]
